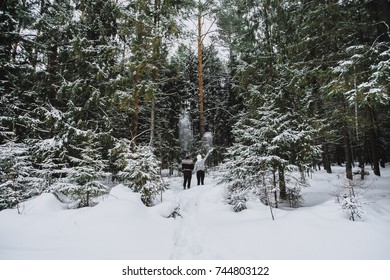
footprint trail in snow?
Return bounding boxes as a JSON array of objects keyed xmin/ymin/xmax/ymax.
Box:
[{"xmin": 166, "ymin": 176, "xmax": 218, "ymax": 259}]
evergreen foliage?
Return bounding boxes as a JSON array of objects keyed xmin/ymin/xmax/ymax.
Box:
[
  {"xmin": 110, "ymin": 140, "xmax": 168, "ymax": 206},
  {"xmin": 0, "ymin": 141, "xmax": 42, "ymax": 211},
  {"xmin": 334, "ymin": 179, "xmax": 365, "ymax": 221},
  {"xmin": 50, "ymin": 133, "xmax": 110, "ymax": 208},
  {"xmin": 29, "ymin": 136, "xmax": 68, "ymax": 187},
  {"xmin": 222, "ymin": 103, "xmax": 319, "ymax": 207},
  {"xmin": 0, "ymin": 0, "xmax": 389, "ymax": 212},
  {"xmin": 217, "ymin": 0, "xmax": 389, "ymax": 208}
]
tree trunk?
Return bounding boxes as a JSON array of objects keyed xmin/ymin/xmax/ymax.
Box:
[
  {"xmin": 369, "ymin": 107, "xmax": 381, "ymax": 176},
  {"xmin": 343, "ymin": 125, "xmax": 353, "ymax": 180},
  {"xmin": 150, "ymin": 98, "xmax": 156, "ymax": 147},
  {"xmin": 86, "ymin": 191, "xmax": 90, "ymax": 207},
  {"xmin": 198, "ymin": 3, "xmax": 205, "ymax": 140},
  {"xmin": 150, "ymin": 0, "xmax": 161, "ymax": 147},
  {"xmin": 131, "ymin": 73, "xmax": 140, "ymax": 144},
  {"xmin": 48, "ymin": 44, "xmax": 58, "ymax": 104},
  {"xmin": 278, "ymin": 166, "xmax": 287, "ymax": 200},
  {"xmin": 322, "ymin": 142, "xmax": 332, "ymax": 173},
  {"xmin": 272, "ymin": 169, "xmax": 278, "ymax": 208},
  {"xmin": 360, "ymin": 153, "xmax": 365, "ymax": 180},
  {"xmin": 80, "ymin": 0, "xmax": 85, "ymax": 22}
]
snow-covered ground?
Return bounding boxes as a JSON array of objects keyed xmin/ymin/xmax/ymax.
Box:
[{"xmin": 0, "ymin": 166, "xmax": 389, "ymax": 260}]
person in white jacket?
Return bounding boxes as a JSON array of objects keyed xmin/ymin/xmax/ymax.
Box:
[{"xmin": 193, "ymin": 148, "xmax": 213, "ymax": 185}]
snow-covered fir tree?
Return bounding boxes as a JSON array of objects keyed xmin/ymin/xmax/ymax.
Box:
[
  {"xmin": 223, "ymin": 96, "xmax": 321, "ymax": 210},
  {"xmin": 0, "ymin": 141, "xmax": 43, "ymax": 211},
  {"xmin": 51, "ymin": 134, "xmax": 110, "ymax": 208},
  {"xmin": 29, "ymin": 136, "xmax": 68, "ymax": 188},
  {"xmin": 110, "ymin": 139, "xmax": 168, "ymax": 206}
]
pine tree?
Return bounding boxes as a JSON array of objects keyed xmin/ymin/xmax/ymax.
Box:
[
  {"xmin": 29, "ymin": 134, "xmax": 68, "ymax": 187},
  {"xmin": 57, "ymin": 0, "xmax": 120, "ymax": 131},
  {"xmin": 110, "ymin": 139, "xmax": 168, "ymax": 206},
  {"xmin": 0, "ymin": 141, "xmax": 43, "ymax": 211},
  {"xmin": 223, "ymin": 95, "xmax": 320, "ymax": 206},
  {"xmin": 52, "ymin": 134, "xmax": 110, "ymax": 208}
]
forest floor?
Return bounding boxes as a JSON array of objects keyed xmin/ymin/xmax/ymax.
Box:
[{"xmin": 0, "ymin": 165, "xmax": 389, "ymax": 259}]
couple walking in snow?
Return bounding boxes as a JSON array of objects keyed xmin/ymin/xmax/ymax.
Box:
[{"xmin": 181, "ymin": 149, "xmax": 213, "ymax": 190}]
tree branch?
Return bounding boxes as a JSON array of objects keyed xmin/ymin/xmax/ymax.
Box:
[{"xmin": 201, "ymin": 17, "xmax": 217, "ymax": 43}]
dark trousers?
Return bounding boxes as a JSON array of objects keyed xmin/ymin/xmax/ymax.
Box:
[
  {"xmin": 196, "ymin": 170, "xmax": 205, "ymax": 185},
  {"xmin": 183, "ymin": 171, "xmax": 192, "ymax": 189}
]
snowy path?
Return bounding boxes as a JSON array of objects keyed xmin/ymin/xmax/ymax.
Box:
[{"xmin": 164, "ymin": 174, "xmax": 222, "ymax": 259}]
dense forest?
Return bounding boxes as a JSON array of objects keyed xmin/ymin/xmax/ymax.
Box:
[{"xmin": 1, "ymin": 0, "xmax": 389, "ymax": 211}]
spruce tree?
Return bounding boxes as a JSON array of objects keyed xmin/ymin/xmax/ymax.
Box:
[
  {"xmin": 52, "ymin": 134, "xmax": 110, "ymax": 208},
  {"xmin": 0, "ymin": 141, "xmax": 43, "ymax": 211},
  {"xmin": 110, "ymin": 139, "xmax": 168, "ymax": 206}
]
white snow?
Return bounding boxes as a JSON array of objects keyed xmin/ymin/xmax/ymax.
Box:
[{"xmin": 0, "ymin": 166, "xmax": 389, "ymax": 260}]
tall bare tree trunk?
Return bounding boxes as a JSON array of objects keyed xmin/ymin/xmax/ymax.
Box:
[
  {"xmin": 198, "ymin": 1, "xmax": 205, "ymax": 140},
  {"xmin": 150, "ymin": 0, "xmax": 161, "ymax": 147},
  {"xmin": 131, "ymin": 73, "xmax": 140, "ymax": 144},
  {"xmin": 343, "ymin": 125, "xmax": 353, "ymax": 180}
]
